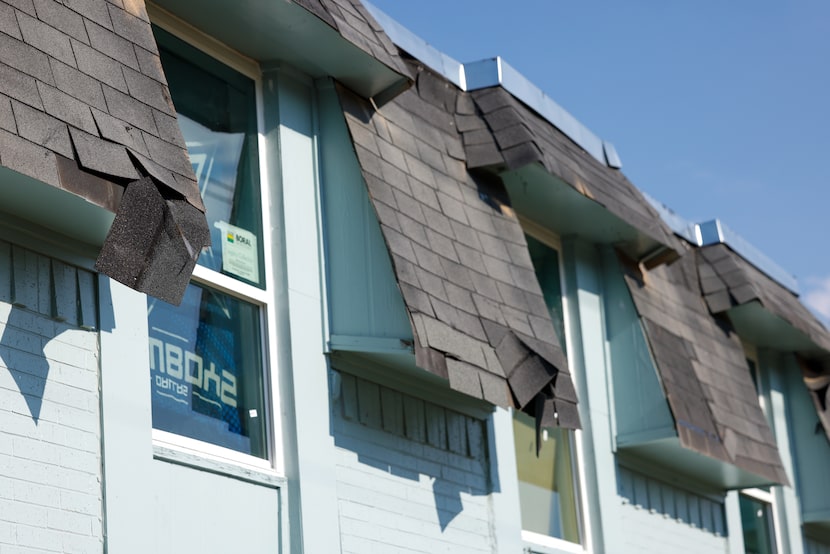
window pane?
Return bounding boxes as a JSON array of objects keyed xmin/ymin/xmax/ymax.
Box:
[
  {"xmin": 513, "ymin": 411, "xmax": 580, "ymax": 543},
  {"xmin": 148, "ymin": 283, "xmax": 267, "ymax": 458},
  {"xmin": 740, "ymin": 494, "xmax": 776, "ymax": 554},
  {"xmin": 155, "ymin": 27, "xmax": 265, "ymax": 288},
  {"xmin": 526, "ymin": 235, "xmax": 566, "ymax": 352}
]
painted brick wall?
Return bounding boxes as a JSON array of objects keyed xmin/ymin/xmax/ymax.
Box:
[
  {"xmin": 0, "ymin": 242, "xmax": 102, "ymax": 553},
  {"xmin": 331, "ymin": 369, "xmax": 495, "ymax": 554},
  {"xmin": 617, "ymin": 466, "xmax": 728, "ymax": 554}
]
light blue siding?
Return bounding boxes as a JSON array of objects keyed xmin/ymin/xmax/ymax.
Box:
[{"xmin": 317, "ymin": 80, "xmax": 411, "ymax": 342}]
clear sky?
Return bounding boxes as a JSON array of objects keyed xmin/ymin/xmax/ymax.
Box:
[{"xmin": 368, "ymin": 0, "xmax": 830, "ymax": 325}]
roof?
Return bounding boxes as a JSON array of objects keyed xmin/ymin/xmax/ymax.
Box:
[
  {"xmin": 294, "ymin": 0, "xmax": 410, "ymax": 80},
  {"xmin": 620, "ymin": 247, "xmax": 789, "ymax": 485},
  {"xmin": 0, "ymin": 0, "xmax": 208, "ymax": 304},
  {"xmin": 460, "ymin": 85, "xmax": 681, "ymax": 261},
  {"xmin": 336, "ymin": 60, "xmax": 579, "ymax": 428}
]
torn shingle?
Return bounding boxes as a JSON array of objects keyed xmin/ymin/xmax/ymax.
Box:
[
  {"xmin": 335, "ymin": 64, "xmax": 580, "ymax": 429},
  {"xmin": 95, "ymin": 177, "xmax": 209, "ymax": 305},
  {"xmin": 620, "ymin": 249, "xmax": 789, "ymax": 485},
  {"xmin": 0, "ymin": 0, "xmax": 207, "ymax": 305}
]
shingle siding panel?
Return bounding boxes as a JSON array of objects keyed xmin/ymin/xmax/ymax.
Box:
[{"xmin": 16, "ymin": 10, "xmax": 76, "ymax": 67}]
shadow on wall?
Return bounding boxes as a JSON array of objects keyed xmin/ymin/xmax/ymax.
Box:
[
  {"xmin": 329, "ymin": 369, "xmax": 497, "ymax": 531},
  {"xmin": 0, "ymin": 245, "xmax": 112, "ymax": 425},
  {"xmin": 617, "ymin": 464, "xmax": 727, "ymax": 537}
]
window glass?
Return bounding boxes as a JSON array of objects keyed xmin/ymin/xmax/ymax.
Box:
[
  {"xmin": 148, "ymin": 283, "xmax": 267, "ymax": 458},
  {"xmin": 526, "ymin": 235, "xmax": 566, "ymax": 352},
  {"xmin": 513, "ymin": 411, "xmax": 580, "ymax": 543},
  {"xmin": 155, "ymin": 27, "xmax": 265, "ymax": 288},
  {"xmin": 740, "ymin": 494, "xmax": 777, "ymax": 554}
]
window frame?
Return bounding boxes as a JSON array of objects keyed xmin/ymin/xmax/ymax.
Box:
[
  {"xmin": 147, "ymin": 9, "xmax": 284, "ymax": 475},
  {"xmin": 516, "ymin": 222, "xmax": 590, "ymax": 553},
  {"xmin": 739, "ymin": 343, "xmax": 783, "ymax": 554}
]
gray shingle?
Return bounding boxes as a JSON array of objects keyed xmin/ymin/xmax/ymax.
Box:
[
  {"xmin": 66, "ymin": 1, "xmax": 111, "ymax": 28},
  {"xmin": 84, "ymin": 18, "xmax": 138, "ymax": 69},
  {"xmin": 69, "ymin": 126, "xmax": 139, "ymax": 180},
  {"xmin": 36, "ymin": 80, "xmax": 96, "ymax": 133},
  {"xmin": 103, "ymin": 84, "xmax": 155, "ymax": 133},
  {"xmin": 123, "ymin": 65, "xmax": 173, "ymax": 114},
  {"xmin": 0, "ymin": 26, "xmax": 55, "ymax": 85},
  {"xmin": 0, "ymin": 127, "xmax": 59, "ymax": 187},
  {"xmin": 134, "ymin": 45, "xmax": 167, "ymax": 85},
  {"xmin": 71, "ymin": 38, "xmax": 127, "ymax": 92},
  {"xmin": 106, "ymin": 2, "xmax": 155, "ymax": 51},
  {"xmin": 32, "ymin": 0, "xmax": 88, "ymax": 43},
  {"xmin": 91, "ymin": 108, "xmax": 148, "ymax": 156},
  {"xmin": 0, "ymin": 3, "xmax": 22, "ymax": 39},
  {"xmin": 142, "ymin": 131, "xmax": 192, "ymax": 177},
  {"xmin": 49, "ymin": 58, "xmax": 106, "ymax": 112},
  {"xmin": 0, "ymin": 94, "xmax": 16, "ymax": 133},
  {"xmin": 11, "ymin": 100, "xmax": 72, "ymax": 157},
  {"xmin": 16, "ymin": 10, "xmax": 76, "ymax": 67}
]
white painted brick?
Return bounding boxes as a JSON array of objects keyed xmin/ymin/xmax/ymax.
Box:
[
  {"xmin": 15, "ymin": 524, "xmax": 64, "ymax": 551},
  {"xmin": 13, "ymin": 481, "xmax": 61, "ymax": 509},
  {"xmin": 59, "ymin": 491, "xmax": 100, "ymax": 517},
  {"xmin": 61, "ymin": 532, "xmax": 101, "ymax": 554},
  {"xmin": 46, "ymin": 507, "xmax": 92, "ymax": 535},
  {"xmin": 0, "ymin": 521, "xmax": 12, "ymax": 544},
  {"xmin": 12, "ymin": 437, "xmax": 61, "ymax": 465},
  {"xmin": 0, "ymin": 499, "xmax": 48, "ymax": 526}
]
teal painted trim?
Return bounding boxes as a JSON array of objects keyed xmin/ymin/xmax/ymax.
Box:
[
  {"xmin": 560, "ymin": 238, "xmax": 619, "ymax": 553},
  {"xmin": 599, "ymin": 246, "xmax": 675, "ymax": 447},
  {"xmin": 330, "ymin": 352, "xmax": 493, "ymax": 420},
  {"xmin": 762, "ymin": 351, "xmax": 806, "ymax": 554},
  {"xmin": 488, "ymin": 408, "xmax": 524, "ymax": 553},
  {"xmin": 806, "ymin": 511, "xmax": 830, "ymax": 524},
  {"xmin": 616, "ymin": 428, "xmax": 676, "ymax": 448},
  {"xmin": 329, "ymin": 334, "xmax": 413, "ymax": 354},
  {"xmin": 264, "ymin": 68, "xmax": 342, "ymax": 554},
  {"xmin": 725, "ymin": 492, "xmax": 747, "ymax": 554},
  {"xmin": 316, "ymin": 79, "xmax": 412, "ymax": 342},
  {"xmin": 0, "ymin": 167, "xmax": 113, "ymax": 257},
  {"xmin": 99, "ymin": 278, "xmax": 156, "ymax": 554}
]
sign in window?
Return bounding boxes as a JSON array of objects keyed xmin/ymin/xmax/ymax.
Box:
[{"xmin": 148, "ymin": 283, "xmax": 267, "ymax": 459}]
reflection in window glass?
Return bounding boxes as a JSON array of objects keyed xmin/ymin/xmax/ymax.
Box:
[
  {"xmin": 155, "ymin": 27, "xmax": 264, "ymax": 287},
  {"xmin": 148, "ymin": 283, "xmax": 267, "ymax": 458},
  {"xmin": 740, "ymin": 494, "xmax": 777, "ymax": 554},
  {"xmin": 513, "ymin": 411, "xmax": 580, "ymax": 543},
  {"xmin": 526, "ymin": 235, "xmax": 566, "ymax": 353}
]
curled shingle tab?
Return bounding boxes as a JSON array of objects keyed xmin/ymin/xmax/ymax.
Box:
[
  {"xmin": 336, "ymin": 62, "xmax": 579, "ymax": 428},
  {"xmin": 620, "ymin": 248, "xmax": 789, "ymax": 485},
  {"xmin": 0, "ymin": 0, "xmax": 208, "ymax": 305}
]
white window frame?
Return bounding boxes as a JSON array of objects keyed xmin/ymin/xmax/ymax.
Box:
[
  {"xmin": 147, "ymin": 7, "xmax": 284, "ymax": 476},
  {"xmin": 517, "ymin": 220, "xmax": 591, "ymax": 554},
  {"xmin": 740, "ymin": 343, "xmax": 782, "ymax": 554}
]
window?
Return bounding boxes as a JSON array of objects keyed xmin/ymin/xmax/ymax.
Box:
[
  {"xmin": 740, "ymin": 490, "xmax": 777, "ymax": 554},
  {"xmin": 514, "ymin": 233, "xmax": 582, "ymax": 547},
  {"xmin": 147, "ymin": 25, "xmax": 272, "ymax": 463}
]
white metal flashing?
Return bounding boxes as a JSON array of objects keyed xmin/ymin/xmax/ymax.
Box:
[
  {"xmin": 644, "ymin": 193, "xmax": 799, "ymax": 294},
  {"xmin": 363, "ymin": 1, "xmax": 617, "ymax": 167}
]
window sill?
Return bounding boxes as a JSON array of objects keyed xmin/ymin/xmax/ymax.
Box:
[
  {"xmin": 522, "ymin": 531, "xmax": 584, "ymax": 554},
  {"xmin": 153, "ymin": 443, "xmax": 285, "ymax": 490}
]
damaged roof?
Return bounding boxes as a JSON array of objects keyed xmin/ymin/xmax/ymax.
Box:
[
  {"xmin": 460, "ymin": 85, "xmax": 681, "ymax": 263},
  {"xmin": 293, "ymin": 0, "xmax": 409, "ymax": 80},
  {"xmin": 698, "ymin": 243, "xmax": 830, "ymax": 444},
  {"xmin": 336, "ymin": 60, "xmax": 579, "ymax": 428},
  {"xmin": 0, "ymin": 0, "xmax": 208, "ymax": 305},
  {"xmin": 620, "ymin": 247, "xmax": 789, "ymax": 485}
]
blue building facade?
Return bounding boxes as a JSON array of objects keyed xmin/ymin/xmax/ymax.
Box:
[{"xmin": 0, "ymin": 1, "xmax": 828, "ymax": 553}]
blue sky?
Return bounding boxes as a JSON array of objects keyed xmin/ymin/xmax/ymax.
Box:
[{"xmin": 369, "ymin": 0, "xmax": 830, "ymax": 324}]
